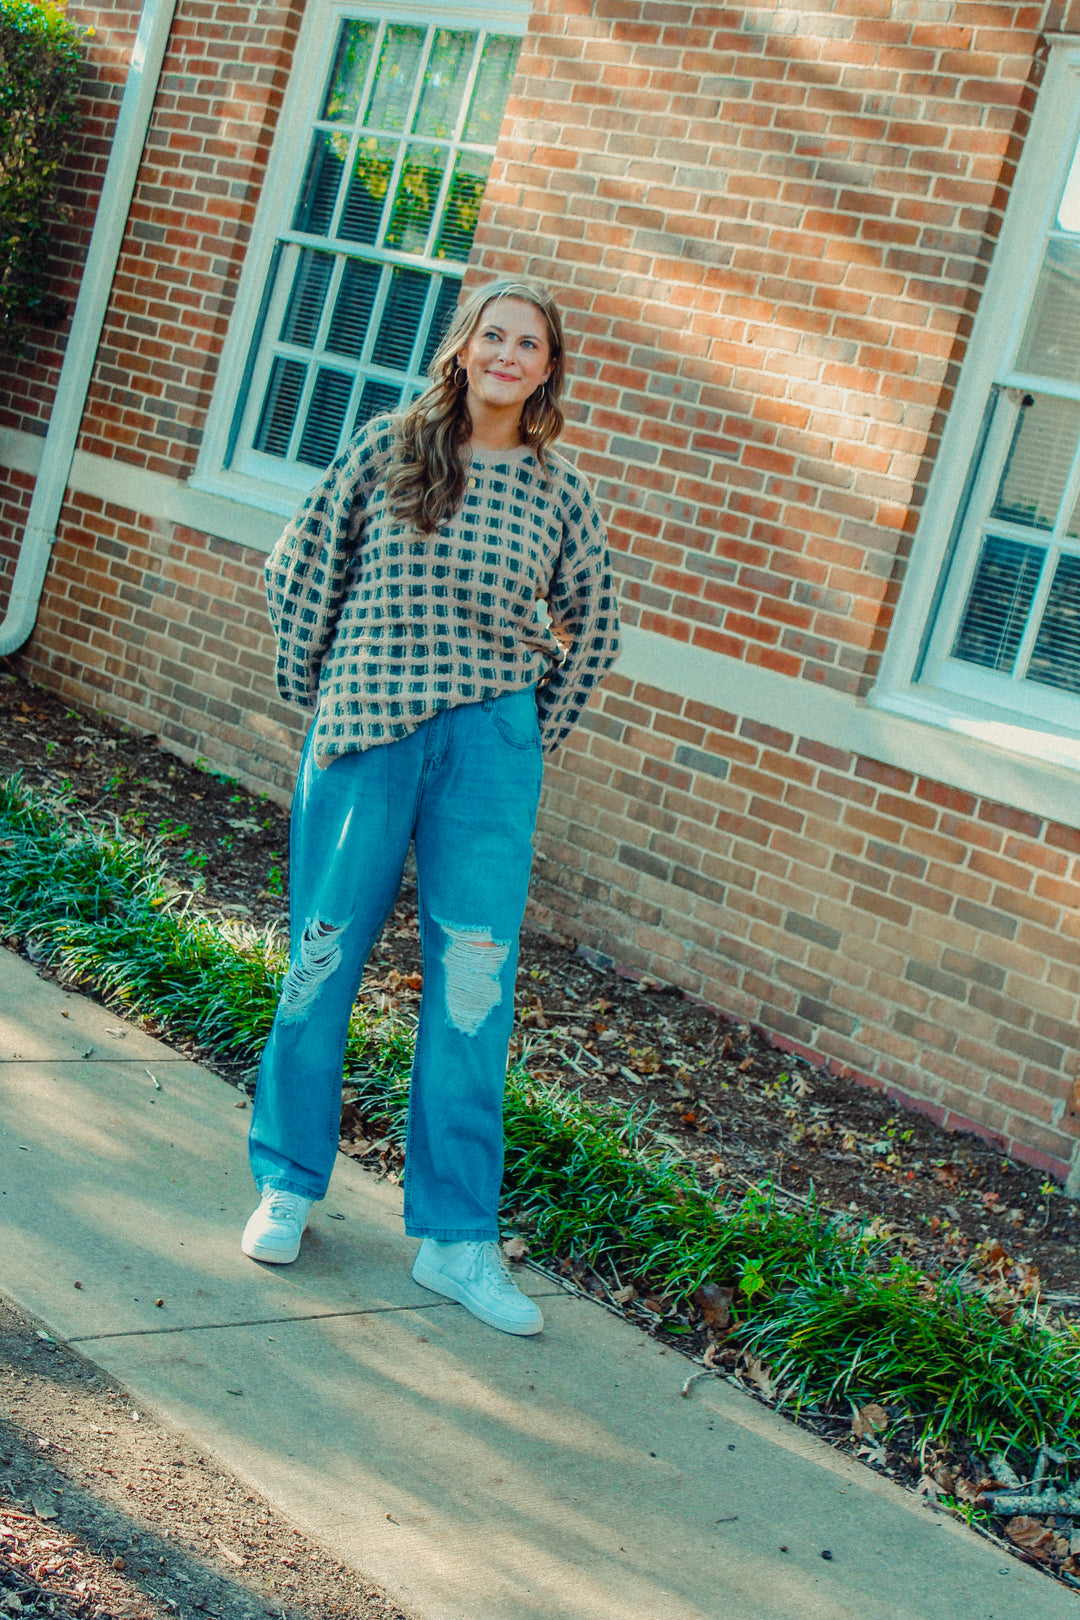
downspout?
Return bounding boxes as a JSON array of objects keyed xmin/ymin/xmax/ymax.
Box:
[{"xmin": 0, "ymin": 0, "xmax": 178, "ymax": 656}]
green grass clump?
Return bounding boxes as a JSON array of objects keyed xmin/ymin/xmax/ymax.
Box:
[{"xmin": 1, "ymin": 770, "xmax": 1079, "ymax": 1470}]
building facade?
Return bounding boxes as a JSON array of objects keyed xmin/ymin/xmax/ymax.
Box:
[{"xmin": 2, "ymin": 0, "xmax": 1080, "ymax": 1185}]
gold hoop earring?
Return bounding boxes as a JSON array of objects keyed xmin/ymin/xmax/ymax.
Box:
[{"xmin": 454, "ymin": 365, "xmax": 469, "ymax": 387}]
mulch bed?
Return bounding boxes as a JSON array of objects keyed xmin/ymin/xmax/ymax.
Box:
[{"xmin": 0, "ymin": 1298, "xmax": 405, "ymax": 1620}]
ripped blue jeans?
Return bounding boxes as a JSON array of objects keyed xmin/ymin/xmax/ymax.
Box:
[{"xmin": 248, "ymin": 688, "xmax": 543, "ymax": 1241}]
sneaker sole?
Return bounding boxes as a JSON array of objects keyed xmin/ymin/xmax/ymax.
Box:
[
  {"xmin": 241, "ymin": 1236, "xmax": 302, "ymax": 1264},
  {"xmin": 238, "ymin": 1231, "xmax": 302, "ymax": 1270},
  {"xmin": 411, "ymin": 1258, "xmax": 543, "ymax": 1336}
]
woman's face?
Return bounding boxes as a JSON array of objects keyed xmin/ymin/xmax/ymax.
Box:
[{"xmin": 457, "ymin": 297, "xmax": 554, "ymax": 419}]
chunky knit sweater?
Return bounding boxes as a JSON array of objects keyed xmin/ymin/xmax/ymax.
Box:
[{"xmin": 265, "ymin": 415, "xmax": 621, "ymax": 764}]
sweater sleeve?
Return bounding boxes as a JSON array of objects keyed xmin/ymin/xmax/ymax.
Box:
[
  {"xmin": 265, "ymin": 418, "xmax": 395, "ymax": 709},
  {"xmin": 536, "ymin": 466, "xmax": 621, "ymax": 753}
]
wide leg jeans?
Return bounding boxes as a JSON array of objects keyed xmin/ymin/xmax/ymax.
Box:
[{"xmin": 248, "ymin": 688, "xmax": 543, "ymax": 1241}]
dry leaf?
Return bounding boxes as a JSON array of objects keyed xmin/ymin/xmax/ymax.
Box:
[
  {"xmin": 703, "ymin": 1343, "xmax": 719, "ymax": 1368},
  {"xmin": 612, "ymin": 1284, "xmax": 637, "ymax": 1305},
  {"xmin": 851, "ymin": 1403, "xmax": 889, "ymax": 1440},
  {"xmin": 338, "ymin": 1137, "xmax": 370, "ymax": 1157},
  {"xmin": 501, "ymin": 1237, "xmax": 529, "ymax": 1262},
  {"xmin": 742, "ymin": 1355, "xmax": 777, "ymax": 1400},
  {"xmin": 1006, "ymin": 1517, "xmax": 1054, "ymax": 1556},
  {"xmin": 694, "ymin": 1282, "xmax": 733, "ymax": 1334}
]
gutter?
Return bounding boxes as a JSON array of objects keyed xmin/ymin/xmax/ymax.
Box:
[{"xmin": 0, "ymin": 0, "xmax": 179, "ymax": 656}]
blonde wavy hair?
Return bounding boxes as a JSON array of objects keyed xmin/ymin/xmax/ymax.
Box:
[{"xmin": 385, "ymin": 279, "xmax": 566, "ymax": 533}]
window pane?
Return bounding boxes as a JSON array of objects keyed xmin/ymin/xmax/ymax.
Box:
[
  {"xmin": 356, "ymin": 378, "xmax": 402, "ymax": 427},
  {"xmin": 338, "ymin": 138, "xmax": 396, "ymax": 245},
  {"xmin": 297, "ymin": 369, "xmax": 354, "ymax": 465},
  {"xmin": 1028, "ymin": 552, "xmax": 1080, "ymax": 691},
  {"xmin": 413, "ymin": 29, "xmax": 475, "ymax": 138},
  {"xmin": 952, "ymin": 535, "xmax": 1046, "ymax": 672},
  {"xmin": 384, "ymin": 145, "xmax": 447, "ymax": 254},
  {"xmin": 321, "ymin": 20, "xmax": 377, "ymax": 123},
  {"xmin": 371, "ymin": 267, "xmax": 430, "ymax": 370},
  {"xmin": 419, "ymin": 278, "xmax": 461, "ymax": 374},
  {"xmin": 463, "ymin": 35, "xmax": 520, "ymax": 142},
  {"xmin": 280, "ymin": 251, "xmax": 333, "ymax": 348},
  {"xmin": 326, "ymin": 259, "xmax": 381, "ymax": 359},
  {"xmin": 1014, "ymin": 239, "xmax": 1080, "ymax": 384},
  {"xmin": 364, "ymin": 25, "xmax": 426, "ymax": 133},
  {"xmin": 990, "ymin": 393, "xmax": 1080, "ymax": 531},
  {"xmin": 255, "ymin": 358, "xmax": 307, "ymax": 456},
  {"xmin": 435, "ymin": 151, "xmax": 491, "ymax": 262},
  {"xmin": 293, "ymin": 135, "xmax": 346, "ymax": 235}
]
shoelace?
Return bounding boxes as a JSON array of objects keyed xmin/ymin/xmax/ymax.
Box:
[
  {"xmin": 478, "ymin": 1245, "xmax": 518, "ymax": 1293},
  {"xmin": 266, "ymin": 1194, "xmax": 301, "ymax": 1222}
]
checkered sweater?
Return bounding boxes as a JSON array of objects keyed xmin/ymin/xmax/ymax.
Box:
[{"xmin": 265, "ymin": 416, "xmax": 621, "ymax": 762}]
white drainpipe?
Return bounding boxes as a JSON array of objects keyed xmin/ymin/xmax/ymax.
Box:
[{"xmin": 0, "ymin": 0, "xmax": 178, "ymax": 656}]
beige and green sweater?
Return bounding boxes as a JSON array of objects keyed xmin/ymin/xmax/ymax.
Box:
[{"xmin": 265, "ymin": 415, "xmax": 621, "ymax": 764}]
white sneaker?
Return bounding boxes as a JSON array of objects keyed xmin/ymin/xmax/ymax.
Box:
[
  {"xmin": 411, "ymin": 1239, "xmax": 544, "ymax": 1336},
  {"xmin": 241, "ymin": 1189, "xmax": 313, "ymax": 1264}
]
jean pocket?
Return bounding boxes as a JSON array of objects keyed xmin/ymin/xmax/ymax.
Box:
[{"xmin": 490, "ymin": 688, "xmax": 541, "ymax": 750}]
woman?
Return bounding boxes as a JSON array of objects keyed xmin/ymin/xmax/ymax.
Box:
[{"xmin": 241, "ymin": 279, "xmax": 620, "ymax": 1336}]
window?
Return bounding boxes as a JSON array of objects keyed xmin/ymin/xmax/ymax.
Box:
[
  {"xmin": 209, "ymin": 7, "xmax": 523, "ymax": 500},
  {"xmin": 874, "ymin": 41, "xmax": 1080, "ymax": 760}
]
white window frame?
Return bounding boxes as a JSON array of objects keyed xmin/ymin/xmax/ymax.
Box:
[
  {"xmin": 192, "ymin": 0, "xmax": 529, "ymax": 518},
  {"xmin": 870, "ymin": 37, "xmax": 1080, "ymax": 777}
]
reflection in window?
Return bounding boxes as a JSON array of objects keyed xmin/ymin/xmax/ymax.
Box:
[
  {"xmin": 990, "ymin": 394, "xmax": 1080, "ymax": 530},
  {"xmin": 1029, "ymin": 553, "xmax": 1080, "ymax": 690}
]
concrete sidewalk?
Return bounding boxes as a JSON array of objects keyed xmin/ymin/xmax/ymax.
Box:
[{"xmin": 0, "ymin": 947, "xmax": 1073, "ymax": 1620}]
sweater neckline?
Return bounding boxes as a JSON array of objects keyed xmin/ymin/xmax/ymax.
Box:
[{"xmin": 466, "ymin": 442, "xmax": 536, "ymax": 468}]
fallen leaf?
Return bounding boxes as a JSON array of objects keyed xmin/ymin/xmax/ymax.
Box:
[
  {"xmin": 612, "ymin": 1284, "xmax": 637, "ymax": 1304},
  {"xmin": 742, "ymin": 1355, "xmax": 777, "ymax": 1400},
  {"xmin": 501, "ymin": 1237, "xmax": 529, "ymax": 1262},
  {"xmin": 694, "ymin": 1282, "xmax": 733, "ymax": 1334},
  {"xmin": 851, "ymin": 1402, "xmax": 889, "ymax": 1440},
  {"xmin": 1006, "ymin": 1517, "xmax": 1054, "ymax": 1556},
  {"xmin": 213, "ymin": 1537, "xmax": 245, "ymax": 1569},
  {"xmin": 30, "ymin": 1494, "xmax": 58, "ymax": 1520}
]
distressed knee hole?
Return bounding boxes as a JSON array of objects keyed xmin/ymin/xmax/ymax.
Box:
[
  {"xmin": 437, "ymin": 919, "xmax": 510, "ymax": 1037},
  {"xmin": 279, "ymin": 915, "xmax": 344, "ymax": 1023}
]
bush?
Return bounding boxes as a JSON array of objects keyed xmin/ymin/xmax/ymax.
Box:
[{"xmin": 0, "ymin": 0, "xmax": 86, "ymax": 347}]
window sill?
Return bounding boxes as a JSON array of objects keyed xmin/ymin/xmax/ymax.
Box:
[{"xmin": 866, "ymin": 681, "xmax": 1080, "ymax": 780}]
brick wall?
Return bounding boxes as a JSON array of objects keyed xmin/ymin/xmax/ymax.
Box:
[
  {"xmin": 534, "ymin": 675, "xmax": 1080, "ymax": 1179},
  {"xmin": 0, "ymin": 0, "xmax": 1078, "ymax": 1180},
  {"xmin": 475, "ymin": 0, "xmax": 1048, "ymax": 696},
  {"xmin": 0, "ymin": 0, "xmax": 303, "ymax": 473},
  {"xmin": 0, "ymin": 469, "xmax": 299, "ymax": 797}
]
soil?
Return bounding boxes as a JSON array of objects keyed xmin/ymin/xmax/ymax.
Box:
[
  {"xmin": 2, "ymin": 664, "xmax": 1080, "ymax": 1599},
  {"xmin": 0, "ymin": 1296, "xmax": 407, "ymax": 1620}
]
